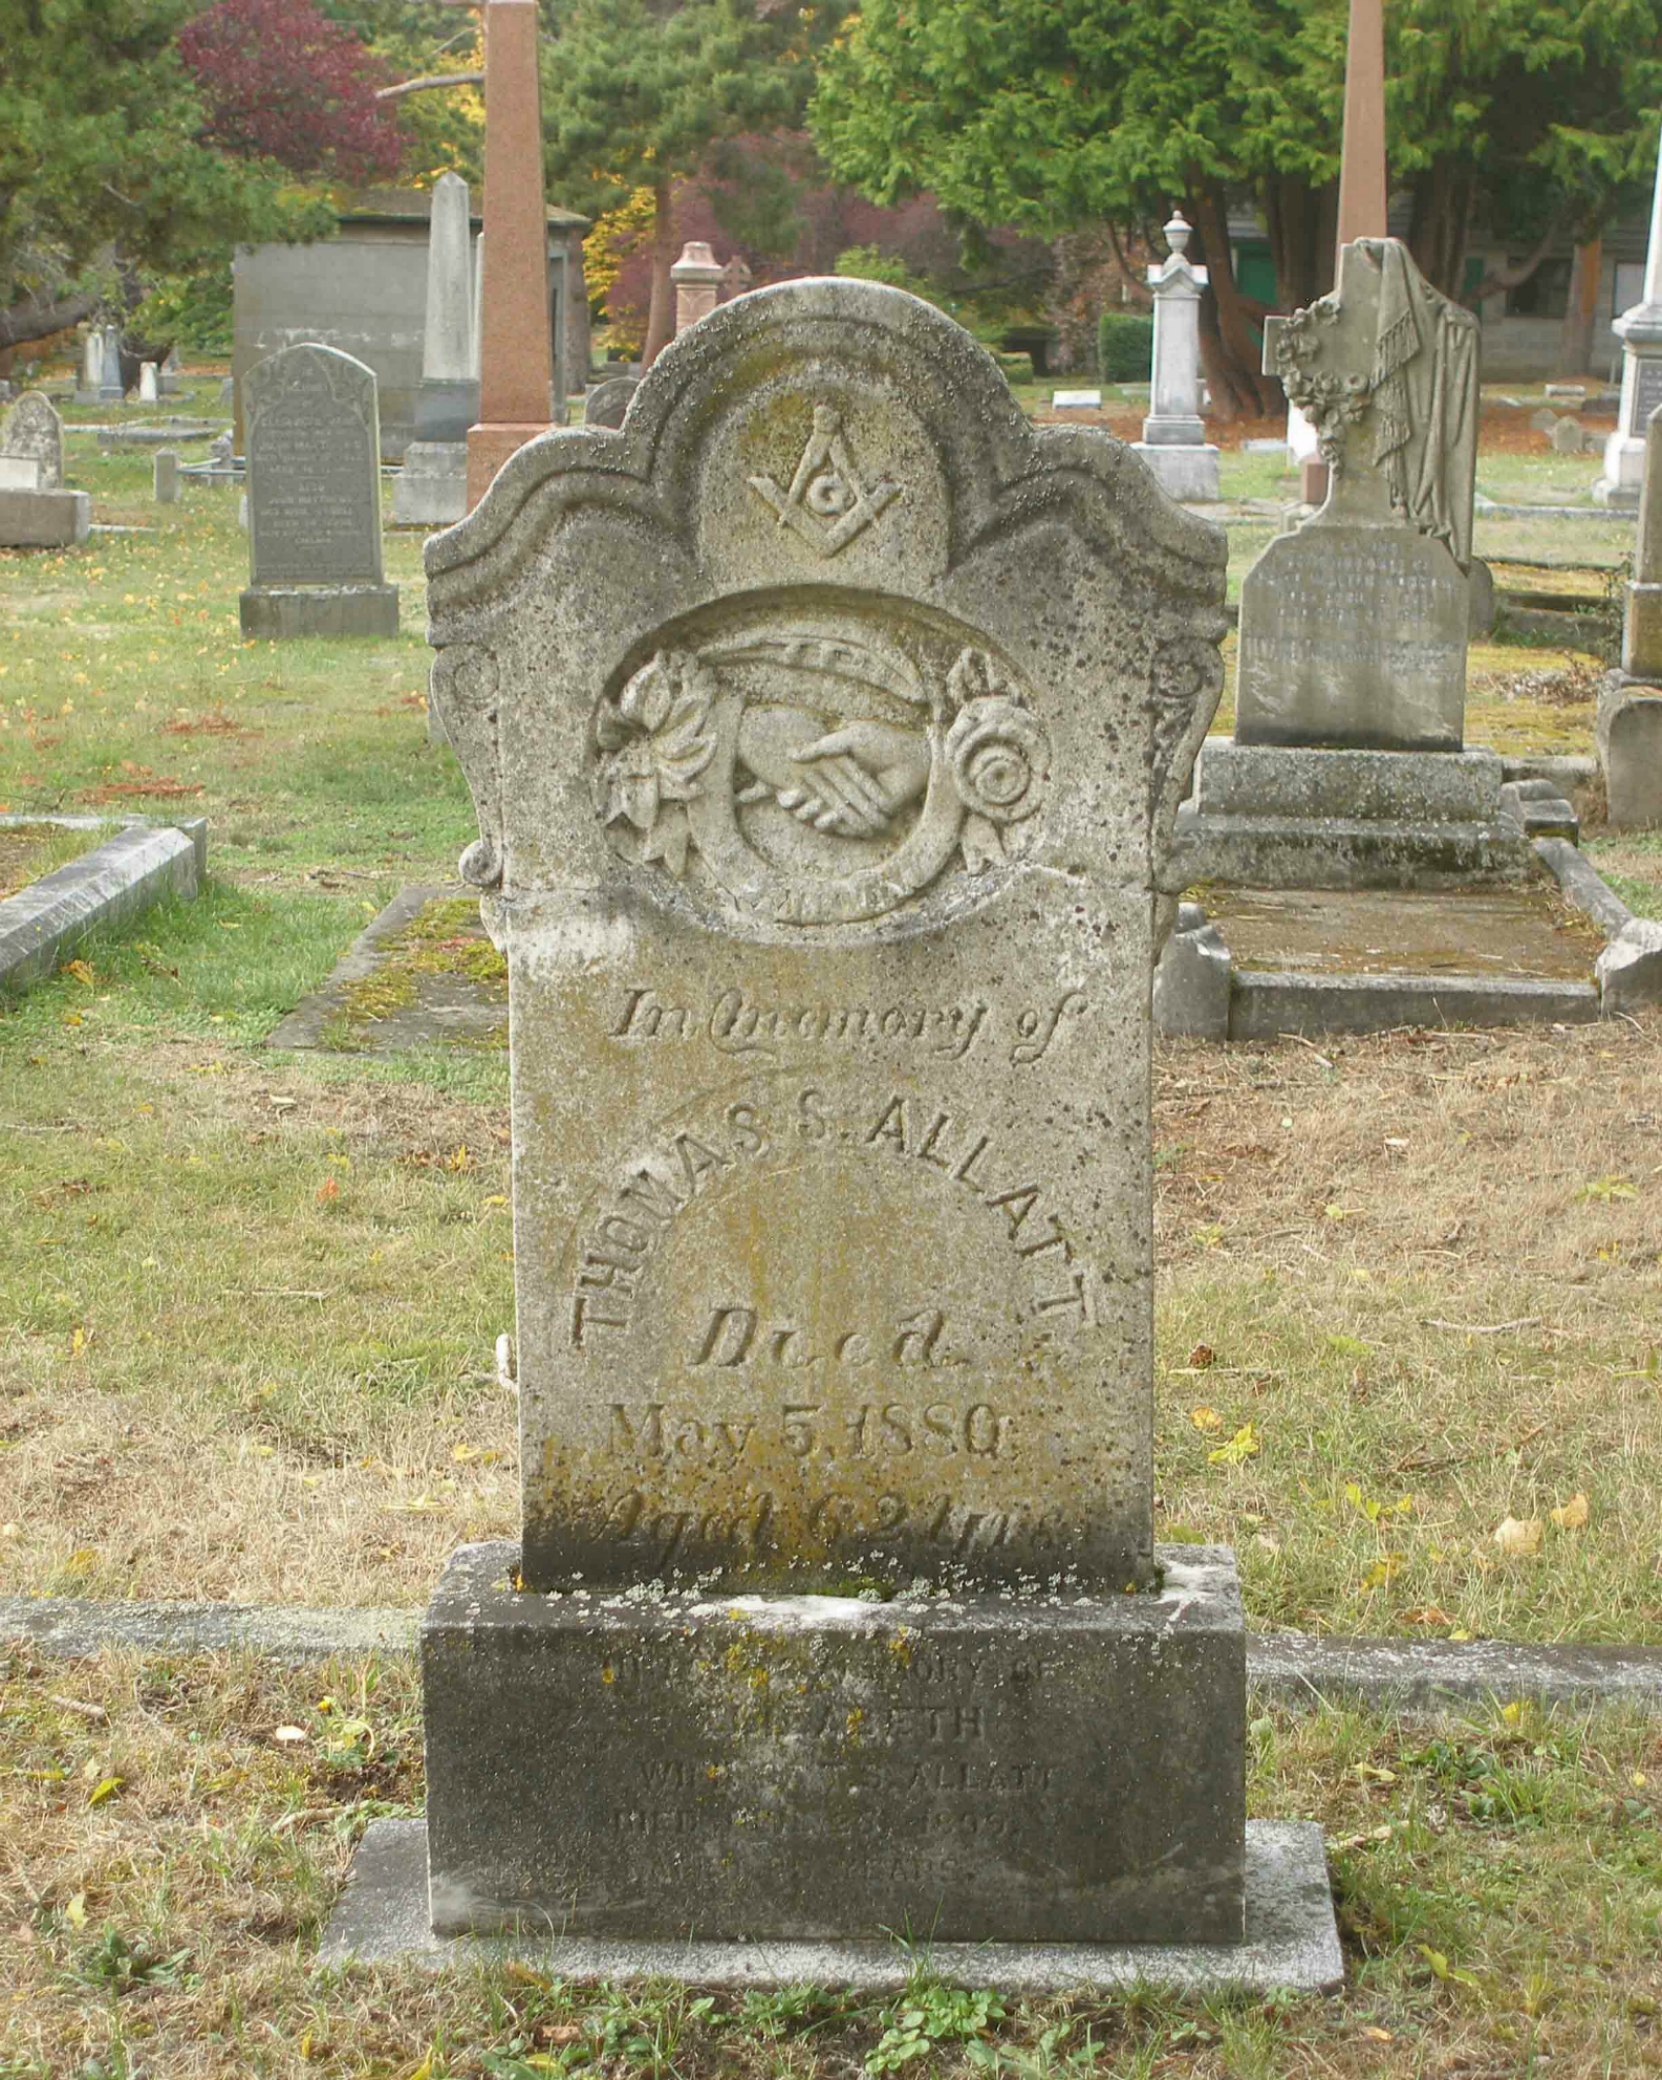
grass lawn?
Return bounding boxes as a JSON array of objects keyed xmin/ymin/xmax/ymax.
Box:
[{"xmin": 1, "ymin": 372, "xmax": 1660, "ymax": 2077}]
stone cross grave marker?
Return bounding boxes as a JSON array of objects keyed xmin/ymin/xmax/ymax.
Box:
[
  {"xmin": 1239, "ymin": 237, "xmax": 1478, "ymax": 750},
  {"xmin": 382, "ymin": 278, "xmax": 1298, "ymax": 1963},
  {"xmin": 0, "ymin": 391, "xmax": 63, "ymax": 490},
  {"xmin": 238, "ymin": 343, "xmax": 398, "ymax": 639}
]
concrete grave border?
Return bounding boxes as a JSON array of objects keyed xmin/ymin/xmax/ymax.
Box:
[
  {"xmin": 0, "ymin": 813, "xmax": 207, "ymax": 996},
  {"xmin": 1158, "ymin": 777, "xmax": 1658, "ymax": 1039}
]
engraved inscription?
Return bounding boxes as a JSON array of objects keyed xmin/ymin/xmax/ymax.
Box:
[
  {"xmin": 609, "ymin": 985, "xmax": 1087, "ymax": 1065},
  {"xmin": 569, "ymin": 1089, "xmax": 1094, "ymax": 1349}
]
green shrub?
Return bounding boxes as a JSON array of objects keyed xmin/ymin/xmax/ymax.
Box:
[
  {"xmin": 1097, "ymin": 308, "xmax": 1154, "ymax": 381},
  {"xmin": 132, "ymin": 269, "xmax": 233, "ymax": 355}
]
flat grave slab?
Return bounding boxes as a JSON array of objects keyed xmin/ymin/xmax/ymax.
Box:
[
  {"xmin": 265, "ymin": 886, "xmax": 506, "ymax": 1053},
  {"xmin": 1208, "ymin": 883, "xmax": 1606, "ymax": 981}
]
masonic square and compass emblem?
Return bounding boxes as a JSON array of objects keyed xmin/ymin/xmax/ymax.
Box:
[{"xmin": 747, "ymin": 403, "xmax": 902, "ymax": 557}]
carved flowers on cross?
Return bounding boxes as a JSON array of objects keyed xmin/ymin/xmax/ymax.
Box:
[
  {"xmin": 594, "ymin": 650, "xmax": 717, "ymax": 877},
  {"xmin": 943, "ymin": 648, "xmax": 1049, "ymax": 872}
]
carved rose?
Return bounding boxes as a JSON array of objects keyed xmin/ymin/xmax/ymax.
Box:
[
  {"xmin": 594, "ymin": 651, "xmax": 716, "ymax": 877},
  {"xmin": 943, "ymin": 651, "xmax": 1048, "ymax": 871}
]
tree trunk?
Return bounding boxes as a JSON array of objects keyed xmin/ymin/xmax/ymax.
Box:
[
  {"xmin": 0, "ymin": 286, "xmax": 100, "ymax": 355},
  {"xmin": 1406, "ymin": 162, "xmax": 1474, "ymax": 300},
  {"xmin": 1264, "ymin": 172, "xmax": 1336, "ymax": 310},
  {"xmin": 641, "ymin": 181, "xmax": 678, "ymax": 369},
  {"xmin": 1558, "ymin": 236, "xmax": 1603, "ymax": 377},
  {"xmin": 1185, "ymin": 176, "xmax": 1278, "ymax": 419}
]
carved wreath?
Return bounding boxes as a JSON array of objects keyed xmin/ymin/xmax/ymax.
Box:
[
  {"xmin": 593, "ymin": 643, "xmax": 1047, "ymax": 885},
  {"xmin": 1271, "ymin": 302, "xmax": 1368, "ymax": 471}
]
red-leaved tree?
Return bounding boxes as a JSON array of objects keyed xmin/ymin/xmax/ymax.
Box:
[{"xmin": 179, "ymin": 0, "xmax": 405, "ymax": 186}]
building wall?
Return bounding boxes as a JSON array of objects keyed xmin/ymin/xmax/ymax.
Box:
[{"xmin": 233, "ymin": 222, "xmax": 585, "ymax": 459}]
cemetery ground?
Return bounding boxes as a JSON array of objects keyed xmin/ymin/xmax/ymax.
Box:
[{"xmin": 0, "ymin": 407, "xmax": 1659, "ymax": 2076}]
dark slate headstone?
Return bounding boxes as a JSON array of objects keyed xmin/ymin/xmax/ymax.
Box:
[{"xmin": 239, "ymin": 343, "xmax": 397, "ymax": 638}]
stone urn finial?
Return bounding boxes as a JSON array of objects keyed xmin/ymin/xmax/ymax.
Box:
[{"xmin": 1165, "ymin": 213, "xmax": 1193, "ymax": 261}]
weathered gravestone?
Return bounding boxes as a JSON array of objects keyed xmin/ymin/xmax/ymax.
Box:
[
  {"xmin": 239, "ymin": 344, "xmax": 398, "ymax": 638},
  {"xmin": 1242, "ymin": 237, "xmax": 1477, "ymax": 751},
  {"xmin": 0, "ymin": 389, "xmax": 89, "ymax": 548},
  {"xmin": 154, "ymin": 449, "xmax": 180, "ymax": 505},
  {"xmin": 1, "ymin": 389, "xmax": 64, "ymax": 490},
  {"xmin": 1172, "ymin": 240, "xmax": 1526, "ymax": 891},
  {"xmin": 321, "ymin": 280, "xmax": 1340, "ymax": 1986}
]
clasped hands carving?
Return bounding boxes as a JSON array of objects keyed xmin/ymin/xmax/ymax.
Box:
[{"xmin": 735, "ymin": 712, "xmax": 930, "ymax": 838}]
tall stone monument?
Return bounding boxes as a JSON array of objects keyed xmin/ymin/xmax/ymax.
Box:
[
  {"xmin": 1595, "ymin": 119, "xmax": 1662, "ymax": 508},
  {"xmin": 323, "ymin": 281, "xmax": 1340, "ymax": 1988},
  {"xmin": 394, "ymin": 172, "xmax": 479, "ymax": 528},
  {"xmin": 1132, "ymin": 214, "xmax": 1219, "ymax": 502},
  {"xmin": 1175, "ymin": 239, "xmax": 1526, "ymax": 889},
  {"xmin": 98, "ymin": 324, "xmax": 124, "ymax": 405},
  {"xmin": 239, "ymin": 343, "xmax": 399, "ymax": 638},
  {"xmin": 1599, "ymin": 403, "xmax": 1662, "ymax": 826},
  {"xmin": 75, "ymin": 329, "xmax": 103, "ymax": 406},
  {"xmin": 467, "ymin": 0, "xmax": 554, "ymax": 509}
]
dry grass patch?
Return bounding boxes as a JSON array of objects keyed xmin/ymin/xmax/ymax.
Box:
[{"xmin": 0, "ymin": 1649, "xmax": 1658, "ymax": 2078}]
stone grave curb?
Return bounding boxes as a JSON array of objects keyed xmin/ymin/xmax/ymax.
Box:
[
  {"xmin": 1157, "ymin": 818, "xmax": 1654, "ymax": 1039},
  {"xmin": 264, "ymin": 883, "xmax": 452, "ymax": 1051},
  {"xmin": 0, "ymin": 816, "xmax": 207, "ymax": 996},
  {"xmin": 5, "ymin": 1594, "xmax": 1660, "ymax": 1712}
]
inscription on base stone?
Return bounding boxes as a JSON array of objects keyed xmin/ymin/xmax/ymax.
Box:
[
  {"xmin": 244, "ymin": 343, "xmax": 384, "ymax": 588},
  {"xmin": 427, "ymin": 280, "xmax": 1228, "ymax": 1593}
]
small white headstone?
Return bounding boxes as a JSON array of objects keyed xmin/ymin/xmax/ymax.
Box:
[
  {"xmin": 1051, "ymin": 389, "xmax": 1102, "ymax": 409},
  {"xmin": 139, "ymin": 362, "xmax": 159, "ymax": 404}
]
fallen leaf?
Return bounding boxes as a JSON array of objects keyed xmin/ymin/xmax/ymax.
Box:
[
  {"xmin": 273, "ymin": 1725, "xmax": 308, "ymax": 1745},
  {"xmin": 1492, "ymin": 1516, "xmax": 1543, "ymax": 1558},
  {"xmin": 315, "ymin": 1176, "xmax": 340, "ymax": 1205},
  {"xmin": 86, "ymin": 1776, "xmax": 123, "ymax": 1807},
  {"xmin": 1189, "ymin": 1405, "xmax": 1224, "ymax": 1433},
  {"xmin": 62, "ymin": 959, "xmax": 96, "ymax": 988},
  {"xmin": 1187, "ymin": 1343, "xmax": 1215, "ymax": 1369},
  {"xmin": 1208, "ymin": 1422, "xmax": 1260, "ymax": 1467},
  {"xmin": 1403, "ymin": 1605, "xmax": 1453, "ymax": 1627},
  {"xmin": 64, "ymin": 1893, "xmax": 87, "ymax": 1929},
  {"xmin": 1549, "ymin": 1492, "xmax": 1589, "ymax": 1530}
]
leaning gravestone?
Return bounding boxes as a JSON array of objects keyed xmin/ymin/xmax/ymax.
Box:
[
  {"xmin": 323, "ymin": 280, "xmax": 1340, "ymax": 1987},
  {"xmin": 239, "ymin": 344, "xmax": 398, "ymax": 638},
  {"xmin": 0, "ymin": 390, "xmax": 64, "ymax": 490}
]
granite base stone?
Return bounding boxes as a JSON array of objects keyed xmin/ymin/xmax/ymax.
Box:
[
  {"xmin": 423, "ymin": 1541, "xmax": 1247, "ymax": 1949},
  {"xmin": 1132, "ymin": 442, "xmax": 1221, "ymax": 502},
  {"xmin": 239, "ymin": 584, "xmax": 399, "ymax": 639},
  {"xmin": 1170, "ymin": 743, "xmax": 1532, "ymax": 891},
  {"xmin": 0, "ymin": 487, "xmax": 90, "ymax": 548},
  {"xmin": 322, "ymin": 1817, "xmax": 1341, "ymax": 1994},
  {"xmin": 391, "ymin": 442, "xmax": 467, "ymax": 529}
]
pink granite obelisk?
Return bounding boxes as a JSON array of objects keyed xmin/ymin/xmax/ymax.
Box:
[
  {"xmin": 466, "ymin": 0, "xmax": 552, "ymax": 510},
  {"xmin": 1302, "ymin": 0, "xmax": 1388, "ymax": 505}
]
